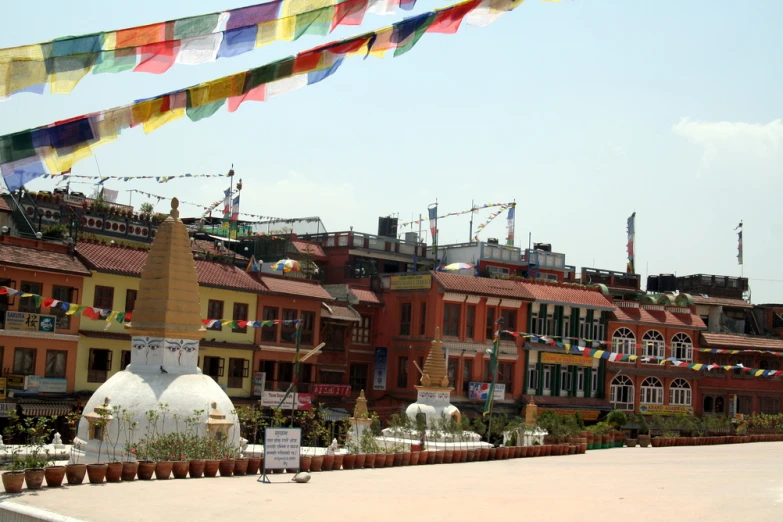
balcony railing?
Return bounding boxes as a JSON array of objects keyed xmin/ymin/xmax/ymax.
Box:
[{"xmin": 304, "ymin": 231, "xmax": 434, "ymax": 259}]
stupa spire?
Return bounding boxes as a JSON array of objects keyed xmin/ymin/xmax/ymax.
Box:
[
  {"xmin": 126, "ymin": 197, "xmax": 204, "ymax": 340},
  {"xmin": 417, "ymin": 327, "xmax": 451, "ymax": 389}
]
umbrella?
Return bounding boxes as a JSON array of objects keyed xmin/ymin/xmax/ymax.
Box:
[
  {"xmin": 270, "ymin": 259, "xmax": 301, "ymax": 273},
  {"xmin": 442, "ymin": 263, "xmax": 475, "ymax": 271}
]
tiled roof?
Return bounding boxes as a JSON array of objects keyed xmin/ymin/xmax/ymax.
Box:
[
  {"xmin": 519, "ymin": 281, "xmax": 615, "ymax": 310},
  {"xmin": 521, "ymin": 395, "xmax": 613, "ymax": 410},
  {"xmin": 0, "ymin": 241, "xmax": 90, "ymax": 275},
  {"xmin": 291, "ymin": 240, "xmax": 326, "ymax": 260},
  {"xmin": 259, "ymin": 275, "xmax": 333, "ymax": 300},
  {"xmin": 692, "ymin": 295, "xmax": 752, "ymax": 309},
  {"xmin": 701, "ymin": 332, "xmax": 783, "ymax": 351},
  {"xmin": 0, "ymin": 197, "xmax": 11, "ymax": 212},
  {"xmin": 76, "ymin": 241, "xmax": 264, "ymax": 292},
  {"xmin": 192, "ymin": 239, "xmax": 248, "ymax": 261},
  {"xmin": 433, "ymin": 272, "xmax": 534, "ymax": 300},
  {"xmin": 321, "ymin": 302, "xmax": 361, "ymax": 322},
  {"xmin": 611, "ymin": 306, "xmax": 706, "ymax": 330},
  {"xmin": 351, "ymin": 286, "xmax": 382, "ymax": 305}
]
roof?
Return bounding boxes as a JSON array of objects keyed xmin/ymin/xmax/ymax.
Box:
[
  {"xmin": 521, "ymin": 395, "xmax": 613, "ymax": 410},
  {"xmin": 701, "ymin": 332, "xmax": 783, "ymax": 351},
  {"xmin": 0, "ymin": 197, "xmax": 11, "ymax": 212},
  {"xmin": 321, "ymin": 302, "xmax": 361, "ymax": 322},
  {"xmin": 611, "ymin": 306, "xmax": 707, "ymax": 330},
  {"xmin": 191, "ymin": 239, "xmax": 248, "ymax": 261},
  {"xmin": 692, "ymin": 295, "xmax": 753, "ymax": 309},
  {"xmin": 291, "ymin": 240, "xmax": 326, "ymax": 260},
  {"xmin": 519, "ymin": 281, "xmax": 616, "ymax": 311},
  {"xmin": 350, "ymin": 287, "xmax": 382, "ymax": 306},
  {"xmin": 433, "ymin": 272, "xmax": 534, "ymax": 300},
  {"xmin": 76, "ymin": 240, "xmax": 264, "ymax": 292},
  {"xmin": 259, "ymin": 275, "xmax": 333, "ymax": 300},
  {"xmin": 0, "ymin": 241, "xmax": 90, "ymax": 276}
]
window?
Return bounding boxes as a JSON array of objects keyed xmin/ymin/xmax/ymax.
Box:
[
  {"xmin": 51, "ymin": 286, "xmax": 74, "ymax": 329},
  {"xmin": 703, "ymin": 396, "xmax": 714, "ymax": 413},
  {"xmin": 124, "ymin": 289, "xmax": 137, "ymax": 314},
  {"xmin": 419, "ymin": 302, "xmax": 427, "ymax": 336},
  {"xmin": 577, "ymin": 368, "xmax": 585, "ymax": 392},
  {"xmin": 261, "ymin": 307, "xmax": 278, "ymax": 342},
  {"xmin": 531, "ymin": 311, "xmax": 543, "ymax": 335},
  {"xmin": 611, "ymin": 328, "xmax": 636, "ymax": 356},
  {"xmin": 320, "ymin": 370, "xmax": 343, "ymax": 385},
  {"xmin": 277, "ymin": 362, "xmax": 294, "ymax": 383},
  {"xmin": 203, "ymin": 356, "xmax": 224, "ymax": 382},
  {"xmin": 527, "ymin": 365, "xmax": 538, "ymax": 391},
  {"xmin": 500, "ymin": 309, "xmax": 517, "ymax": 341},
  {"xmin": 120, "ymin": 350, "xmax": 131, "ymax": 371},
  {"xmin": 399, "ymin": 303, "xmax": 412, "ymax": 336},
  {"xmin": 610, "ymin": 375, "xmax": 634, "ymax": 410},
  {"xmin": 300, "ymin": 311, "xmax": 315, "ymax": 344},
  {"xmin": 669, "ymin": 378, "xmax": 691, "ymax": 406},
  {"xmin": 640, "ymin": 377, "xmax": 663, "ymax": 404},
  {"xmin": 579, "ymin": 316, "xmax": 587, "ymax": 339},
  {"xmin": 462, "ymin": 359, "xmax": 472, "ymax": 394},
  {"xmin": 561, "ymin": 367, "xmax": 571, "ymax": 394},
  {"xmin": 737, "ymin": 395, "xmax": 753, "ymax": 415},
  {"xmin": 443, "ymin": 304, "xmax": 460, "ymax": 337},
  {"xmin": 353, "ymin": 315, "xmax": 371, "ymax": 345},
  {"xmin": 591, "ymin": 371, "xmax": 598, "ymax": 394},
  {"xmin": 232, "ymin": 303, "xmax": 249, "ymax": 334},
  {"xmin": 397, "ymin": 356, "xmax": 409, "ymax": 389},
  {"xmin": 88, "ymin": 348, "xmax": 113, "ymax": 383},
  {"xmin": 543, "ymin": 365, "xmax": 552, "ymax": 391},
  {"xmin": 641, "ymin": 330, "xmax": 665, "ymax": 362},
  {"xmin": 448, "ymin": 358, "xmax": 458, "ymax": 388},
  {"xmin": 45, "ymin": 350, "xmax": 67, "ymax": 378},
  {"xmin": 19, "ymin": 281, "xmax": 42, "ymax": 313},
  {"xmin": 591, "ymin": 315, "xmax": 604, "ymax": 341},
  {"xmin": 758, "ymin": 397, "xmax": 780, "ymax": 415},
  {"xmin": 497, "ymin": 362, "xmax": 513, "ymax": 395},
  {"xmin": 671, "ymin": 333, "xmax": 693, "ymax": 361},
  {"xmin": 228, "ymin": 358, "xmax": 249, "ymax": 388},
  {"xmin": 486, "ymin": 308, "xmax": 496, "ymax": 340},
  {"xmin": 93, "ymin": 285, "xmax": 114, "ymax": 310},
  {"xmin": 466, "ymin": 306, "xmax": 475, "ymax": 339},
  {"xmin": 323, "ymin": 324, "xmax": 347, "ymax": 351},
  {"xmin": 207, "ymin": 300, "xmax": 224, "ymax": 331},
  {"xmin": 281, "ymin": 309, "xmax": 297, "ymax": 342},
  {"xmin": 13, "ymin": 347, "xmax": 36, "ymax": 375},
  {"xmin": 562, "ymin": 314, "xmax": 570, "ymax": 338},
  {"xmin": 349, "ymin": 364, "xmax": 368, "ymax": 391},
  {"xmin": 546, "ymin": 313, "xmax": 555, "ymax": 337}
]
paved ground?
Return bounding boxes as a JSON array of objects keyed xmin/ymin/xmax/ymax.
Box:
[{"xmin": 3, "ymin": 442, "xmax": 782, "ymax": 522}]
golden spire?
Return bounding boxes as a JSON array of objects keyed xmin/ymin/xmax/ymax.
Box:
[
  {"xmin": 417, "ymin": 327, "xmax": 451, "ymax": 390},
  {"xmin": 126, "ymin": 198, "xmax": 204, "ymax": 340},
  {"xmin": 353, "ymin": 390, "xmax": 368, "ymax": 418}
]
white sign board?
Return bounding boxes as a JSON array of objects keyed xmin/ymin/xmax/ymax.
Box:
[{"xmin": 263, "ymin": 428, "xmax": 301, "ymax": 472}]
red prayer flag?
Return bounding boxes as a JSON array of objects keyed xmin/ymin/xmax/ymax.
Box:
[
  {"xmin": 227, "ymin": 85, "xmax": 266, "ymax": 113},
  {"xmin": 293, "ymin": 51, "xmax": 323, "ymax": 74},
  {"xmin": 116, "ymin": 23, "xmax": 168, "ymax": 48},
  {"xmin": 331, "ymin": 0, "xmax": 368, "ymax": 30},
  {"xmin": 135, "ymin": 41, "xmax": 180, "ymax": 74},
  {"xmin": 42, "ymin": 298, "xmax": 55, "ymax": 308},
  {"xmin": 427, "ymin": 0, "xmax": 481, "ymax": 34},
  {"xmin": 0, "ymin": 287, "xmax": 7, "ymax": 295}
]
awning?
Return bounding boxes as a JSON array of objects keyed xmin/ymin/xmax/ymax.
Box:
[
  {"xmin": 207, "ymin": 234, "xmax": 239, "ymax": 243},
  {"xmin": 20, "ymin": 402, "xmax": 74, "ymax": 417},
  {"xmin": 320, "ymin": 407, "xmax": 351, "ymax": 422},
  {"xmin": 321, "ymin": 302, "xmax": 361, "ymax": 322}
]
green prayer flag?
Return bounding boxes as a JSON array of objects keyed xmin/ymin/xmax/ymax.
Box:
[
  {"xmin": 394, "ymin": 14, "xmax": 436, "ymax": 58},
  {"xmin": 186, "ymin": 98, "xmax": 225, "ymax": 122},
  {"xmin": 93, "ymin": 49, "xmax": 137, "ymax": 74},
  {"xmin": 174, "ymin": 14, "xmax": 220, "ymax": 40},
  {"xmin": 293, "ymin": 7, "xmax": 333, "ymax": 41}
]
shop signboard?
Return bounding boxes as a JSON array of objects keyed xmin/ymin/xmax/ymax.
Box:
[
  {"xmin": 260, "ymin": 391, "xmax": 312, "ymax": 411},
  {"xmin": 0, "ymin": 401, "xmax": 15, "ymax": 417},
  {"xmin": 252, "ymin": 372, "xmax": 266, "ymax": 397},
  {"xmin": 262, "ymin": 428, "xmax": 301, "ymax": 478},
  {"xmin": 389, "ymin": 274, "xmax": 432, "ymax": 291},
  {"xmin": 468, "ymin": 382, "xmax": 505, "ymax": 400},
  {"xmin": 312, "ymin": 384, "xmax": 352, "ymax": 397},
  {"xmin": 5, "ymin": 311, "xmax": 56, "ymax": 333},
  {"xmin": 639, "ymin": 404, "xmax": 693, "ymax": 415},
  {"xmin": 540, "ymin": 352, "xmax": 594, "ymax": 367},
  {"xmin": 373, "ymin": 347, "xmax": 387, "ymax": 391}
]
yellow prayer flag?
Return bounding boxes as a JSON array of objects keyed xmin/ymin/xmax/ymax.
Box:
[
  {"xmin": 255, "ymin": 17, "xmax": 296, "ymax": 47},
  {"xmin": 281, "ymin": 0, "xmax": 334, "ymax": 18},
  {"xmin": 66, "ymin": 303, "xmax": 80, "ymax": 315},
  {"xmin": 49, "ymin": 59, "xmax": 93, "ymax": 94},
  {"xmin": 188, "ymin": 73, "xmax": 246, "ymax": 108},
  {"xmin": 143, "ymin": 108, "xmax": 185, "ymax": 134},
  {"xmin": 0, "ymin": 59, "xmax": 48, "ymax": 97}
]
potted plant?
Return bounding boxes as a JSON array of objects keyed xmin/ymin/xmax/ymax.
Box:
[
  {"xmin": 244, "ymin": 407, "xmax": 266, "ymax": 475},
  {"xmin": 86, "ymin": 400, "xmax": 112, "ymax": 484},
  {"xmin": 120, "ymin": 410, "xmax": 139, "ymax": 480},
  {"xmin": 104, "ymin": 405, "xmax": 125, "ymax": 482},
  {"xmin": 64, "ymin": 411, "xmax": 88, "ymax": 485}
]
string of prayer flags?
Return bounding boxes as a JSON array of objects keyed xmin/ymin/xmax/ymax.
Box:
[
  {"xmin": 698, "ymin": 348, "xmax": 783, "ymax": 357},
  {"xmin": 1, "ymin": 0, "xmax": 529, "ymax": 191},
  {"xmin": 399, "ymin": 202, "xmax": 513, "ymax": 228},
  {"xmin": 473, "ymin": 204, "xmax": 510, "ymax": 241},
  {"xmin": 0, "ymin": 286, "xmax": 132, "ymax": 324},
  {"xmin": 45, "ymin": 172, "xmax": 230, "ymax": 184},
  {"xmin": 202, "ymin": 318, "xmax": 301, "ymax": 329}
]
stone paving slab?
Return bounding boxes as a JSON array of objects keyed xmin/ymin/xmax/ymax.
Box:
[{"xmin": 3, "ymin": 442, "xmax": 782, "ymax": 522}]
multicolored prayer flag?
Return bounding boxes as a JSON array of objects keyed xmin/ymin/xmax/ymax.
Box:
[{"xmin": 626, "ymin": 212, "xmax": 635, "ymax": 274}]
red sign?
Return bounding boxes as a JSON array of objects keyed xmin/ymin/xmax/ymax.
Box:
[{"xmin": 312, "ymin": 384, "xmax": 352, "ymax": 397}]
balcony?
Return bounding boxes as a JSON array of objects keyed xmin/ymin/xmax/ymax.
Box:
[
  {"xmin": 305, "ymin": 231, "xmax": 434, "ymax": 260},
  {"xmin": 582, "ymin": 267, "xmax": 641, "ymax": 291},
  {"xmin": 677, "ymin": 274, "xmax": 749, "ymax": 299}
]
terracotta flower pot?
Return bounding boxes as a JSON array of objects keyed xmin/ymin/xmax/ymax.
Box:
[
  {"xmin": 204, "ymin": 460, "xmax": 220, "ymax": 477},
  {"xmin": 122, "ymin": 462, "xmax": 139, "ymax": 481},
  {"xmin": 401, "ymin": 452, "xmax": 411, "ymax": 466},
  {"xmin": 106, "ymin": 462, "xmax": 124, "ymax": 483},
  {"xmin": 188, "ymin": 460, "xmax": 205, "ymax": 478},
  {"xmin": 137, "ymin": 461, "xmax": 156, "ymax": 480},
  {"xmin": 299, "ymin": 456, "xmax": 312, "ymax": 472},
  {"xmin": 2, "ymin": 471, "xmax": 25, "ymax": 493},
  {"xmin": 247, "ymin": 458, "xmax": 261, "ymax": 475},
  {"xmin": 343, "ymin": 454, "xmax": 357, "ymax": 470},
  {"xmin": 638, "ymin": 435, "xmax": 651, "ymax": 448},
  {"xmin": 44, "ymin": 466, "xmax": 66, "ymax": 488},
  {"xmin": 333, "ymin": 454, "xmax": 344, "ymax": 471},
  {"xmin": 87, "ymin": 463, "xmax": 107, "ymax": 484},
  {"xmin": 322, "ymin": 454, "xmax": 335, "ymax": 471},
  {"xmin": 65, "ymin": 463, "xmax": 87, "ymax": 485},
  {"xmin": 427, "ymin": 451, "xmax": 437, "ymax": 464},
  {"xmin": 393, "ymin": 452, "xmax": 404, "ymax": 466},
  {"xmin": 24, "ymin": 468, "xmax": 45, "ymax": 490},
  {"xmin": 466, "ymin": 449, "xmax": 476, "ymax": 462},
  {"xmin": 364, "ymin": 453, "xmax": 376, "ymax": 468},
  {"xmin": 355, "ymin": 454, "xmax": 366, "ymax": 469},
  {"xmin": 172, "ymin": 461, "xmax": 190, "ymax": 479},
  {"xmin": 625, "ymin": 438, "xmax": 638, "ymax": 448},
  {"xmin": 155, "ymin": 461, "xmax": 173, "ymax": 480},
  {"xmin": 234, "ymin": 458, "xmax": 249, "ymax": 476},
  {"xmin": 479, "ymin": 448, "xmax": 490, "ymax": 461},
  {"xmin": 371, "ymin": 453, "xmax": 383, "ymax": 468},
  {"xmin": 568, "ymin": 445, "xmax": 577, "ymax": 455},
  {"xmin": 409, "ymin": 452, "xmax": 420, "ymax": 465},
  {"xmin": 442, "ymin": 450, "xmax": 454, "ymax": 464},
  {"xmin": 383, "ymin": 453, "xmax": 393, "ymax": 467},
  {"xmin": 311, "ymin": 455, "xmax": 324, "ymax": 472},
  {"xmin": 218, "ymin": 459, "xmax": 235, "ymax": 477}
]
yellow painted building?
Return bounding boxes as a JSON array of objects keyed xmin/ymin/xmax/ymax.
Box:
[{"xmin": 75, "ymin": 241, "xmax": 264, "ymax": 398}]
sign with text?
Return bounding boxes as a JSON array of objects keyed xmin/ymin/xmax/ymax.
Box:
[
  {"xmin": 0, "ymin": 378, "xmax": 6, "ymax": 400},
  {"xmin": 468, "ymin": 382, "xmax": 505, "ymax": 401},
  {"xmin": 389, "ymin": 274, "xmax": 432, "ymax": 291},
  {"xmin": 639, "ymin": 404, "xmax": 694, "ymax": 415},
  {"xmin": 312, "ymin": 384, "xmax": 352, "ymax": 397},
  {"xmin": 263, "ymin": 428, "xmax": 301, "ymax": 471},
  {"xmin": 252, "ymin": 372, "xmax": 266, "ymax": 397},
  {"xmin": 36, "ymin": 378, "xmax": 68, "ymax": 394},
  {"xmin": 260, "ymin": 391, "xmax": 312, "ymax": 411},
  {"xmin": 5, "ymin": 311, "xmax": 56, "ymax": 333},
  {"xmin": 536, "ymin": 408, "xmax": 601, "ymax": 421},
  {"xmin": 6, "ymin": 374, "xmax": 26, "ymax": 390},
  {"xmin": 0, "ymin": 401, "xmax": 15, "ymax": 417},
  {"xmin": 373, "ymin": 347, "xmax": 387, "ymax": 391},
  {"xmin": 417, "ymin": 390, "xmax": 452, "ymax": 404},
  {"xmin": 540, "ymin": 352, "xmax": 594, "ymax": 367}
]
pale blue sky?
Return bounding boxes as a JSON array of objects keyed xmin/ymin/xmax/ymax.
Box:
[{"xmin": 1, "ymin": 1, "xmax": 781, "ymax": 302}]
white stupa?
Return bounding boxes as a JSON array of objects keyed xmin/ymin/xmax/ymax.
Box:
[{"xmin": 72, "ymin": 198, "xmax": 239, "ymax": 463}]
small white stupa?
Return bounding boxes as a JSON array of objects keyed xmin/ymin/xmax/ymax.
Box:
[
  {"xmin": 405, "ymin": 327, "xmax": 461, "ymax": 425},
  {"xmin": 72, "ymin": 198, "xmax": 239, "ymax": 463}
]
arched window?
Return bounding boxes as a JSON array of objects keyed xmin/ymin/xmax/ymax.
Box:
[
  {"xmin": 671, "ymin": 333, "xmax": 693, "ymax": 361},
  {"xmin": 610, "ymin": 375, "xmax": 634, "ymax": 411},
  {"xmin": 640, "ymin": 377, "xmax": 663, "ymax": 404},
  {"xmin": 703, "ymin": 396, "xmax": 714, "ymax": 413},
  {"xmin": 611, "ymin": 328, "xmax": 636, "ymax": 356},
  {"xmin": 669, "ymin": 378, "xmax": 691, "ymax": 406},
  {"xmin": 641, "ymin": 330, "xmax": 665, "ymax": 362}
]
